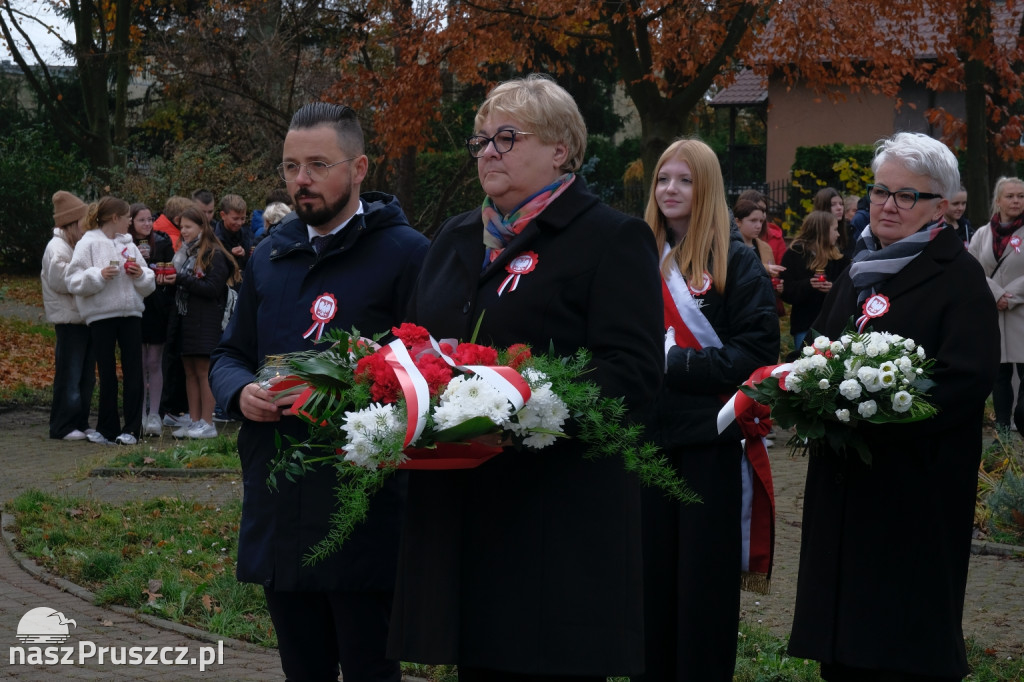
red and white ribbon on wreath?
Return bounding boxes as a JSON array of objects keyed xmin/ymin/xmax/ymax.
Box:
[
  {"xmin": 302, "ymin": 293, "xmax": 339, "ymax": 341},
  {"xmin": 380, "ymin": 334, "xmax": 532, "ymax": 448},
  {"xmin": 716, "ymin": 363, "xmax": 794, "ymax": 435},
  {"xmin": 497, "ymin": 251, "xmax": 539, "ymax": 296},
  {"xmin": 856, "ymin": 293, "xmax": 890, "ymax": 333}
]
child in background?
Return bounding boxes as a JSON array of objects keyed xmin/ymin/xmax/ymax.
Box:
[
  {"xmin": 41, "ymin": 191, "xmax": 96, "ymax": 441},
  {"xmin": 172, "ymin": 205, "xmax": 240, "ymax": 439},
  {"xmin": 129, "ymin": 203, "xmax": 176, "ymax": 436},
  {"xmin": 66, "ymin": 196, "xmax": 156, "ymax": 445}
]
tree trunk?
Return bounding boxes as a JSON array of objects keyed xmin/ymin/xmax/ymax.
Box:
[{"xmin": 963, "ymin": 0, "xmax": 990, "ymax": 229}]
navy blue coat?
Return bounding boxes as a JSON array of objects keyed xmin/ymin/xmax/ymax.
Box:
[{"xmin": 209, "ymin": 194, "xmax": 428, "ymax": 591}]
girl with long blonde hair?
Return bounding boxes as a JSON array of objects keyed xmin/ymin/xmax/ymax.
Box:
[{"xmin": 638, "ymin": 138, "xmax": 780, "ymax": 682}]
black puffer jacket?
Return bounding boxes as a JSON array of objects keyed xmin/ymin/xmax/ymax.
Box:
[
  {"xmin": 656, "ymin": 228, "xmax": 781, "ymax": 448},
  {"xmin": 176, "ymin": 245, "xmax": 235, "ymax": 356}
]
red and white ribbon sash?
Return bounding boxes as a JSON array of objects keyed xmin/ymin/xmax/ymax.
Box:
[
  {"xmin": 663, "ymin": 247, "xmax": 775, "ymax": 589},
  {"xmin": 380, "ymin": 334, "xmax": 532, "ymax": 448}
]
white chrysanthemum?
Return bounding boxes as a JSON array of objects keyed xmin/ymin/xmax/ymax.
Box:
[
  {"xmin": 835, "ymin": 408, "xmax": 851, "ymax": 423},
  {"xmin": 813, "ymin": 336, "xmax": 831, "ymax": 351},
  {"xmin": 433, "ymin": 375, "xmax": 512, "ymax": 430},
  {"xmin": 839, "ymin": 378, "xmax": 862, "ymax": 400},
  {"xmin": 520, "ymin": 367, "xmax": 550, "ymax": 388},
  {"xmin": 851, "ymin": 342, "xmax": 866, "ymax": 356},
  {"xmin": 858, "ymin": 400, "xmax": 878, "ymax": 418},
  {"xmin": 340, "ymin": 403, "xmax": 402, "ymax": 469},
  {"xmin": 817, "ymin": 378, "xmax": 830, "ymax": 390},
  {"xmin": 802, "ymin": 345, "xmax": 815, "ymax": 357},
  {"xmin": 903, "ymin": 338, "xmax": 916, "ymax": 351},
  {"xmin": 892, "ymin": 390, "xmax": 913, "ymax": 413},
  {"xmin": 506, "ymin": 384, "xmax": 570, "ymax": 449},
  {"xmin": 857, "ymin": 366, "xmax": 883, "ymax": 392}
]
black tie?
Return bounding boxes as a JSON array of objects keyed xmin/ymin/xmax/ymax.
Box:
[{"xmin": 311, "ymin": 234, "xmax": 332, "ymax": 254}]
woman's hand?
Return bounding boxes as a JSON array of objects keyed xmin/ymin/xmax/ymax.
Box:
[
  {"xmin": 765, "ymin": 263, "xmax": 786, "ymax": 278},
  {"xmin": 810, "ymin": 278, "xmax": 832, "ymax": 293},
  {"xmin": 997, "ymin": 292, "xmax": 1014, "ymax": 311},
  {"xmin": 125, "ymin": 261, "xmax": 143, "ymax": 278},
  {"xmin": 101, "ymin": 264, "xmax": 119, "ymax": 280}
]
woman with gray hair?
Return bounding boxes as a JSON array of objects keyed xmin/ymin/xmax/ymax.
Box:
[
  {"xmin": 388, "ymin": 73, "xmax": 664, "ymax": 681},
  {"xmin": 788, "ymin": 132, "xmax": 999, "ymax": 681}
]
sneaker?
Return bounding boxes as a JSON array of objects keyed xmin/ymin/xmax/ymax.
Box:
[
  {"xmin": 212, "ymin": 410, "xmax": 234, "ymax": 423},
  {"xmin": 163, "ymin": 413, "xmax": 190, "ymax": 428},
  {"xmin": 62, "ymin": 429, "xmax": 87, "ymax": 441},
  {"xmin": 144, "ymin": 414, "xmax": 163, "ymax": 436},
  {"xmin": 87, "ymin": 430, "xmax": 110, "ymax": 445},
  {"xmin": 114, "ymin": 433, "xmax": 138, "ymax": 446},
  {"xmin": 171, "ymin": 420, "xmax": 194, "ymax": 439},
  {"xmin": 186, "ymin": 420, "xmax": 218, "ymax": 439}
]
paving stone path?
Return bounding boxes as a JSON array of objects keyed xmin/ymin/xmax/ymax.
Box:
[{"xmin": 1, "ymin": 405, "xmax": 1021, "ymax": 680}]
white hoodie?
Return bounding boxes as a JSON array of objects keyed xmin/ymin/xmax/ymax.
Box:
[
  {"xmin": 66, "ymin": 229, "xmax": 156, "ymax": 324},
  {"xmin": 41, "ymin": 228, "xmax": 85, "ymax": 325}
]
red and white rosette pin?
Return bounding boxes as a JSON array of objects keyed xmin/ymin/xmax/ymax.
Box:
[
  {"xmin": 302, "ymin": 292, "xmax": 338, "ymax": 341},
  {"xmin": 687, "ymin": 271, "xmax": 713, "ymax": 296},
  {"xmin": 856, "ymin": 293, "xmax": 890, "ymax": 333},
  {"xmin": 1012, "ymin": 236, "xmax": 1022, "ymax": 254},
  {"xmin": 497, "ymin": 251, "xmax": 539, "ymax": 296}
]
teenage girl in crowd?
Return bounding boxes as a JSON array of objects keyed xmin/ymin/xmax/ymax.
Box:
[
  {"xmin": 171, "ymin": 204, "xmax": 240, "ymax": 439},
  {"xmin": 814, "ymin": 187, "xmax": 853, "ymax": 257},
  {"xmin": 946, "ymin": 185, "xmax": 972, "ymax": 245},
  {"xmin": 780, "ymin": 210, "xmax": 850, "ymax": 351},
  {"xmin": 66, "ymin": 196, "xmax": 156, "ymax": 445},
  {"xmin": 129, "ymin": 202, "xmax": 176, "ymax": 436},
  {"xmin": 639, "ymin": 139, "xmax": 779, "ymax": 682},
  {"xmin": 41, "ymin": 191, "xmax": 95, "ymax": 441}
]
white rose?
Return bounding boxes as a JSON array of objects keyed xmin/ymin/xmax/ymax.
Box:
[
  {"xmin": 830, "ymin": 341, "xmax": 844, "ymax": 354},
  {"xmin": 903, "ymin": 338, "xmax": 916, "ymax": 351},
  {"xmin": 840, "ymin": 334, "xmax": 852, "ymax": 346},
  {"xmin": 851, "ymin": 342, "xmax": 866, "ymax": 356},
  {"xmin": 813, "ymin": 336, "xmax": 831, "ymax": 351},
  {"xmin": 857, "ymin": 366, "xmax": 883, "ymax": 392},
  {"xmin": 839, "ymin": 378, "xmax": 862, "ymax": 400},
  {"xmin": 802, "ymin": 346, "xmax": 815, "ymax": 357},
  {"xmin": 818, "ymin": 379, "xmax": 830, "ymax": 390},
  {"xmin": 858, "ymin": 400, "xmax": 878, "ymax": 418},
  {"xmin": 917, "ymin": 346, "xmax": 926, "ymax": 359},
  {"xmin": 892, "ymin": 390, "xmax": 913, "ymax": 413},
  {"xmin": 835, "ymin": 408, "xmax": 851, "ymax": 422},
  {"xmin": 809, "ymin": 354, "xmax": 828, "ymax": 369}
]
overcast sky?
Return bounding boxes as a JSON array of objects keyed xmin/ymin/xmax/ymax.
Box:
[{"xmin": 2, "ymin": 1, "xmax": 74, "ymax": 66}]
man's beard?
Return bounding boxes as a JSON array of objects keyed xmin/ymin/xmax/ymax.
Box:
[{"xmin": 293, "ymin": 187, "xmax": 350, "ymax": 228}]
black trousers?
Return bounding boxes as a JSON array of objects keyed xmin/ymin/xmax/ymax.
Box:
[
  {"xmin": 90, "ymin": 316, "xmax": 143, "ymax": 440},
  {"xmin": 635, "ymin": 441, "xmax": 743, "ymax": 682},
  {"xmin": 49, "ymin": 323, "xmax": 95, "ymax": 438},
  {"xmin": 159, "ymin": 312, "xmax": 188, "ymax": 417},
  {"xmin": 263, "ymin": 588, "xmax": 400, "ymax": 682}
]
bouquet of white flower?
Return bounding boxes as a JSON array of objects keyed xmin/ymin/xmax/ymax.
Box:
[{"xmin": 736, "ymin": 329, "xmax": 938, "ymax": 463}]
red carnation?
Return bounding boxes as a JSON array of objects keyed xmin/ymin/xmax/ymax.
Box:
[
  {"xmin": 415, "ymin": 354, "xmax": 454, "ymax": 397},
  {"xmin": 355, "ymin": 353, "xmax": 401, "ymax": 404},
  {"xmin": 505, "ymin": 343, "xmax": 532, "ymax": 370},
  {"xmin": 392, "ymin": 323, "xmax": 431, "ymax": 350},
  {"xmin": 452, "ymin": 342, "xmax": 499, "ymax": 366}
]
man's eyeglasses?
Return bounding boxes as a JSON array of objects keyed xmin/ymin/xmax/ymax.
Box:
[
  {"xmin": 277, "ymin": 157, "xmax": 357, "ymax": 182},
  {"xmin": 867, "ymin": 184, "xmax": 942, "ymax": 210},
  {"xmin": 466, "ymin": 130, "xmax": 534, "ymax": 158}
]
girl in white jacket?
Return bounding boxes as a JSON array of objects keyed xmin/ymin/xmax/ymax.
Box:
[
  {"xmin": 41, "ymin": 191, "xmax": 95, "ymax": 441},
  {"xmin": 66, "ymin": 196, "xmax": 156, "ymax": 445}
]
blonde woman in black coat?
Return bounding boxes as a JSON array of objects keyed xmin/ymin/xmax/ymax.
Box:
[{"xmin": 388, "ymin": 74, "xmax": 664, "ymax": 682}]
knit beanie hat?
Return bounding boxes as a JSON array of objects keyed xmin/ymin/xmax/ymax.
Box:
[{"xmin": 52, "ymin": 191, "xmax": 88, "ymax": 227}]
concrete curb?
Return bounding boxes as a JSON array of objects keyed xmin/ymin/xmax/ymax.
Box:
[
  {"xmin": 88, "ymin": 468, "xmax": 240, "ymax": 478},
  {"xmin": 971, "ymin": 538, "xmax": 1024, "ymax": 557}
]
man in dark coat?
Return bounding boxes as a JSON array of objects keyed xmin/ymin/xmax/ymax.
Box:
[{"xmin": 209, "ymin": 102, "xmax": 428, "ymax": 682}]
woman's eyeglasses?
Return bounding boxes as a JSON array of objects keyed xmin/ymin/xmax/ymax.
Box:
[
  {"xmin": 466, "ymin": 130, "xmax": 534, "ymax": 158},
  {"xmin": 867, "ymin": 184, "xmax": 942, "ymax": 210}
]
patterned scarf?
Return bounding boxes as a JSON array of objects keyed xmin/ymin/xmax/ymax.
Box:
[
  {"xmin": 174, "ymin": 239, "xmax": 199, "ymax": 316},
  {"xmin": 481, "ymin": 173, "xmax": 575, "ymax": 266},
  {"xmin": 848, "ymin": 219, "xmax": 945, "ymax": 304},
  {"xmin": 990, "ymin": 213, "xmax": 1024, "ymax": 260}
]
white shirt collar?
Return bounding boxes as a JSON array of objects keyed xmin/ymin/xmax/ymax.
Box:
[{"xmin": 307, "ymin": 200, "xmax": 364, "ymax": 243}]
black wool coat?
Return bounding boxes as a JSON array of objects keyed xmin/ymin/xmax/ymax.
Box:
[
  {"xmin": 788, "ymin": 226, "xmax": 999, "ymax": 677},
  {"xmin": 387, "ymin": 178, "xmax": 664, "ymax": 676}
]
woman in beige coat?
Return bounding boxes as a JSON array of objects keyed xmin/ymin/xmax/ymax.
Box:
[{"xmin": 967, "ymin": 175, "xmax": 1024, "ymax": 431}]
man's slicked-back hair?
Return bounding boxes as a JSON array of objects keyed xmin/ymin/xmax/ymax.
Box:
[{"xmin": 289, "ymin": 102, "xmax": 364, "ymax": 156}]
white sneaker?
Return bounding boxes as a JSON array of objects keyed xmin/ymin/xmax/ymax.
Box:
[
  {"xmin": 144, "ymin": 414, "xmax": 163, "ymax": 436},
  {"xmin": 172, "ymin": 420, "xmax": 194, "ymax": 439},
  {"xmin": 186, "ymin": 420, "xmax": 217, "ymax": 439},
  {"xmin": 62, "ymin": 429, "xmax": 87, "ymax": 441},
  {"xmin": 87, "ymin": 430, "xmax": 109, "ymax": 444},
  {"xmin": 163, "ymin": 413, "xmax": 190, "ymax": 428},
  {"xmin": 114, "ymin": 433, "xmax": 138, "ymax": 445}
]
